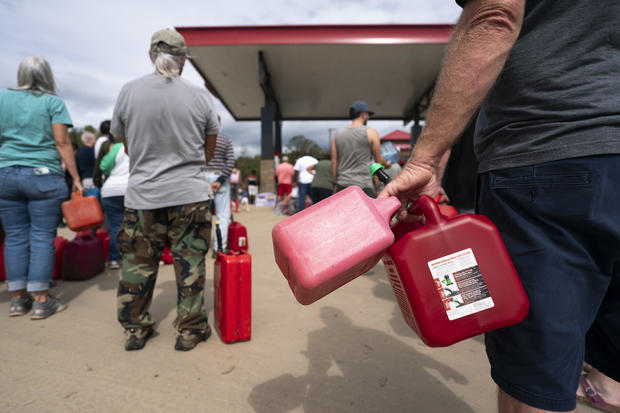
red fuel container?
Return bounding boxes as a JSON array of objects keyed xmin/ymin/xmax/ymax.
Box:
[
  {"xmin": 227, "ymin": 220, "xmax": 248, "ymax": 253},
  {"xmin": 382, "ymin": 195, "xmax": 529, "ymax": 347},
  {"xmin": 52, "ymin": 236, "xmax": 68, "ymax": 280},
  {"xmin": 273, "ymin": 186, "xmax": 401, "ymax": 305},
  {"xmin": 214, "ymin": 251, "xmax": 251, "ymax": 343},
  {"xmin": 61, "ymin": 234, "xmax": 105, "ymax": 281},
  {"xmin": 61, "ymin": 191, "xmax": 104, "ymax": 232}
]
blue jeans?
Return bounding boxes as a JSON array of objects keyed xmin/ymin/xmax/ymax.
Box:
[
  {"xmin": 205, "ymin": 172, "xmax": 230, "ymax": 251},
  {"xmin": 298, "ymin": 183, "xmax": 311, "ymax": 212},
  {"xmin": 101, "ymin": 196, "xmax": 124, "ymax": 262},
  {"xmin": 0, "ymin": 166, "xmax": 68, "ymax": 292}
]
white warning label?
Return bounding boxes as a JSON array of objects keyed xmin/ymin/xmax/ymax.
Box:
[{"xmin": 427, "ymin": 248, "xmax": 494, "ymax": 321}]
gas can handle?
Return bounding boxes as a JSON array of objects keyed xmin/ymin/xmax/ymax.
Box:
[
  {"xmin": 412, "ymin": 195, "xmax": 444, "ymax": 226},
  {"xmin": 72, "ymin": 190, "xmax": 83, "ymax": 200}
]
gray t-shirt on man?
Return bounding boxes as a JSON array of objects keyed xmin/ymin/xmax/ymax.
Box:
[
  {"xmin": 457, "ymin": 0, "xmax": 620, "ymax": 172},
  {"xmin": 111, "ymin": 73, "xmax": 220, "ymax": 209}
]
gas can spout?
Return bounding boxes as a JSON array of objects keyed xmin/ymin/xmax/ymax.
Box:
[{"xmin": 374, "ymin": 196, "xmax": 402, "ymax": 224}]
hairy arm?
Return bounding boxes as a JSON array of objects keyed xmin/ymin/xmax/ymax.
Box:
[
  {"xmin": 380, "ymin": 0, "xmax": 525, "ymax": 211},
  {"xmin": 53, "ymin": 124, "xmax": 83, "ymax": 193}
]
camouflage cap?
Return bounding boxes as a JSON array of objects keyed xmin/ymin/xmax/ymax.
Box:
[{"xmin": 150, "ymin": 29, "xmax": 188, "ymax": 56}]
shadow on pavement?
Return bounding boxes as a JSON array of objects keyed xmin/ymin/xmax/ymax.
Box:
[{"xmin": 248, "ymin": 306, "xmax": 473, "ymax": 413}]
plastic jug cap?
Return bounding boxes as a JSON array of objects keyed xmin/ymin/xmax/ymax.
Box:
[{"xmin": 369, "ymin": 163, "xmax": 384, "ymax": 177}]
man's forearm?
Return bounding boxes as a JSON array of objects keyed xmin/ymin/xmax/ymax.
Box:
[{"xmin": 413, "ymin": 0, "xmax": 525, "ymax": 163}]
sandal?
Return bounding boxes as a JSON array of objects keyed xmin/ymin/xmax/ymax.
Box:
[
  {"xmin": 9, "ymin": 295, "xmax": 33, "ymax": 317},
  {"xmin": 577, "ymin": 374, "xmax": 620, "ymax": 413}
]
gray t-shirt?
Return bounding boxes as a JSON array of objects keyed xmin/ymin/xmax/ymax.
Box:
[
  {"xmin": 111, "ymin": 73, "xmax": 220, "ymax": 209},
  {"xmin": 334, "ymin": 126, "xmax": 373, "ymax": 190},
  {"xmin": 457, "ymin": 0, "xmax": 620, "ymax": 172}
]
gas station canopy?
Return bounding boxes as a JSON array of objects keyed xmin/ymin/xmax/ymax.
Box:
[{"xmin": 176, "ymin": 24, "xmax": 453, "ymax": 121}]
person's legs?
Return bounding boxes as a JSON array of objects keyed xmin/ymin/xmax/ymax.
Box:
[
  {"xmin": 101, "ymin": 196, "xmax": 125, "ymax": 264},
  {"xmin": 25, "ymin": 172, "xmax": 67, "ymax": 296},
  {"xmin": 298, "ymin": 183, "xmax": 310, "ymax": 211},
  {"xmin": 116, "ymin": 208, "xmax": 166, "ymax": 334},
  {"xmin": 213, "ymin": 180, "xmax": 230, "ymax": 252},
  {"xmin": 167, "ymin": 201, "xmax": 212, "ymax": 350},
  {"xmin": 477, "ymin": 156, "xmax": 620, "ymax": 412},
  {"xmin": 0, "ymin": 167, "xmax": 31, "ymax": 296}
]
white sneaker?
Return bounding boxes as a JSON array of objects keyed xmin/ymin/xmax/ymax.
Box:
[{"xmin": 108, "ymin": 260, "xmax": 121, "ymax": 270}]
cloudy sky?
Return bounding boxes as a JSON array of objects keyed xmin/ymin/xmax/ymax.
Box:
[{"xmin": 0, "ymin": 1, "xmax": 461, "ymax": 156}]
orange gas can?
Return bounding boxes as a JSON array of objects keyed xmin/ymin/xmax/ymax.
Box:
[{"xmin": 61, "ymin": 191, "xmax": 104, "ymax": 231}]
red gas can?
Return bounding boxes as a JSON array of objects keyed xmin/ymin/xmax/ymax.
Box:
[
  {"xmin": 273, "ymin": 186, "xmax": 400, "ymax": 305},
  {"xmin": 382, "ymin": 195, "xmax": 529, "ymax": 347},
  {"xmin": 214, "ymin": 251, "xmax": 251, "ymax": 343},
  {"xmin": 52, "ymin": 236, "xmax": 69, "ymax": 280},
  {"xmin": 227, "ymin": 219, "xmax": 248, "ymax": 253},
  {"xmin": 61, "ymin": 191, "xmax": 104, "ymax": 232},
  {"xmin": 61, "ymin": 234, "xmax": 105, "ymax": 281}
]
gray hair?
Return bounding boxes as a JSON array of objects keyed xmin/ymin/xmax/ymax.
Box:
[
  {"xmin": 151, "ymin": 51, "xmax": 184, "ymax": 78},
  {"xmin": 13, "ymin": 56, "xmax": 57, "ymax": 95},
  {"xmin": 81, "ymin": 131, "xmax": 96, "ymax": 144}
]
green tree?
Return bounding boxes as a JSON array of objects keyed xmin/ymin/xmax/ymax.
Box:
[{"xmin": 285, "ymin": 135, "xmax": 329, "ymax": 164}]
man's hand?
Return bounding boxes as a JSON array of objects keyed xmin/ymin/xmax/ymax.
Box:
[
  {"xmin": 378, "ymin": 155, "xmax": 441, "ymax": 221},
  {"xmin": 211, "ymin": 181, "xmax": 221, "ymax": 194}
]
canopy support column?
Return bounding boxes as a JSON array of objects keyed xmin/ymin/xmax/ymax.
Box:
[{"xmin": 259, "ymin": 51, "xmax": 282, "ymax": 194}]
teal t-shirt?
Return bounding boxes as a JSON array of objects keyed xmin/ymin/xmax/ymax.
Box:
[{"xmin": 0, "ymin": 89, "xmax": 73, "ymax": 175}]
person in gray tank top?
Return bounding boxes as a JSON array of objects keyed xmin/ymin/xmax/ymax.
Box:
[{"xmin": 331, "ymin": 100, "xmax": 390, "ymax": 197}]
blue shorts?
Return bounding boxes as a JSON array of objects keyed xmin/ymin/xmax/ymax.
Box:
[{"xmin": 477, "ymin": 155, "xmax": 620, "ymax": 411}]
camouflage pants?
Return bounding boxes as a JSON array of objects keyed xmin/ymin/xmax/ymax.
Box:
[{"xmin": 116, "ymin": 201, "xmax": 212, "ymax": 333}]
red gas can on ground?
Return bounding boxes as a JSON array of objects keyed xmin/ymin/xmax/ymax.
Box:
[
  {"xmin": 382, "ymin": 195, "xmax": 529, "ymax": 347},
  {"xmin": 52, "ymin": 236, "xmax": 69, "ymax": 280},
  {"xmin": 272, "ymin": 186, "xmax": 401, "ymax": 305},
  {"xmin": 214, "ymin": 251, "xmax": 251, "ymax": 343},
  {"xmin": 227, "ymin": 219, "xmax": 248, "ymax": 253},
  {"xmin": 61, "ymin": 234, "xmax": 105, "ymax": 281}
]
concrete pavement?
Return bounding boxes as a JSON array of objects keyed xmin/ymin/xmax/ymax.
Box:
[{"xmin": 0, "ymin": 206, "xmax": 596, "ymax": 412}]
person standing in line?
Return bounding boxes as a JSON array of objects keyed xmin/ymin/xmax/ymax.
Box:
[
  {"xmin": 229, "ymin": 167, "xmax": 241, "ymax": 213},
  {"xmin": 94, "ymin": 119, "xmax": 113, "ymax": 160},
  {"xmin": 380, "ymin": 1, "xmax": 620, "ymax": 411},
  {"xmin": 111, "ymin": 28, "xmax": 219, "ymax": 352},
  {"xmin": 331, "ymin": 100, "xmax": 389, "ymax": 197},
  {"xmin": 274, "ymin": 155, "xmax": 295, "ymax": 205},
  {"xmin": 293, "ymin": 151, "xmax": 318, "ymax": 212},
  {"xmin": 247, "ymin": 170, "xmax": 258, "ymax": 205},
  {"xmin": 307, "ymin": 154, "xmax": 333, "ymax": 203},
  {"xmin": 76, "ymin": 131, "xmax": 96, "ymax": 189},
  {"xmin": 0, "ymin": 55, "xmax": 82, "ymax": 319},
  {"xmin": 99, "ymin": 139, "xmax": 129, "ymax": 270},
  {"xmin": 204, "ymin": 116, "xmax": 235, "ymax": 256}
]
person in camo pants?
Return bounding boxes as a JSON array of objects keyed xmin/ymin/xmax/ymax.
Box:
[{"xmin": 111, "ymin": 29, "xmax": 219, "ymax": 351}]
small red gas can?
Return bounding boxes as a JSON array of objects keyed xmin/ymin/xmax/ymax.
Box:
[
  {"xmin": 61, "ymin": 191, "xmax": 104, "ymax": 232},
  {"xmin": 61, "ymin": 234, "xmax": 105, "ymax": 281},
  {"xmin": 214, "ymin": 251, "xmax": 251, "ymax": 343},
  {"xmin": 382, "ymin": 195, "xmax": 529, "ymax": 347},
  {"xmin": 227, "ymin": 219, "xmax": 248, "ymax": 253}
]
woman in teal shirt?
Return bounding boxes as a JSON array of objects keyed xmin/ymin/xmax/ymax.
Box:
[{"xmin": 0, "ymin": 56, "xmax": 82, "ymax": 319}]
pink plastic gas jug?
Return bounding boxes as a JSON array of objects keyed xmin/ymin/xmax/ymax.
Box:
[
  {"xmin": 273, "ymin": 186, "xmax": 400, "ymax": 305},
  {"xmin": 382, "ymin": 195, "xmax": 529, "ymax": 347}
]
